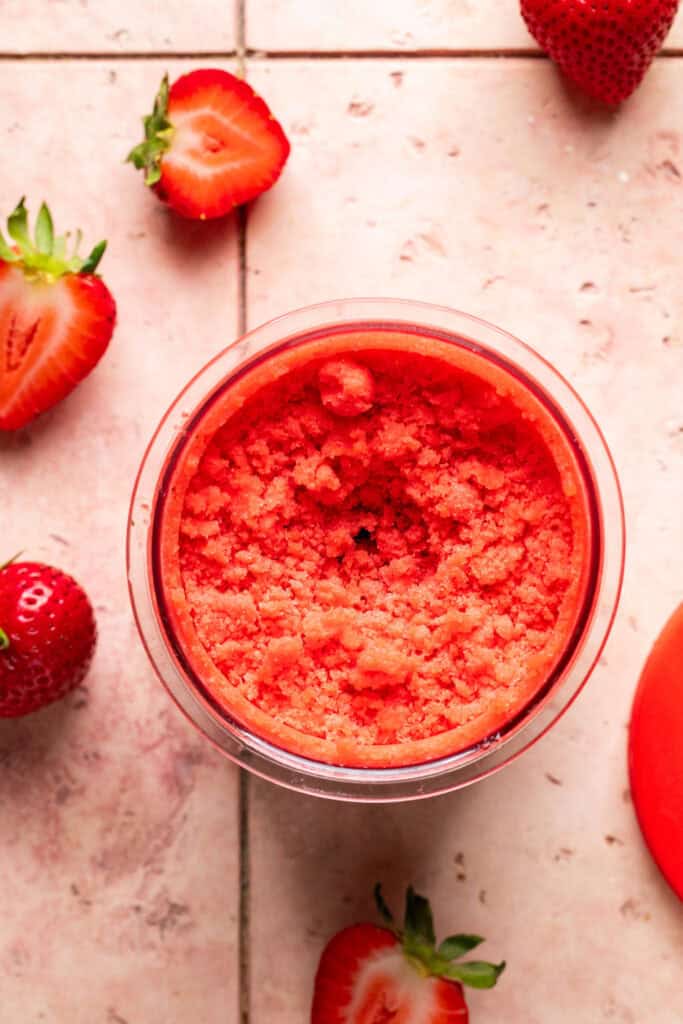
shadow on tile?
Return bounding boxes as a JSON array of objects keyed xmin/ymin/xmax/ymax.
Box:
[
  {"xmin": 0, "ymin": 689, "xmax": 86, "ymax": 794},
  {"xmin": 158, "ymin": 207, "xmax": 239, "ymax": 267},
  {"xmin": 250, "ymin": 775, "xmax": 485, "ymax": 927},
  {"xmin": 0, "ymin": 371, "xmax": 112, "ymax": 459},
  {"xmin": 549, "ymin": 69, "xmax": 620, "ymax": 122}
]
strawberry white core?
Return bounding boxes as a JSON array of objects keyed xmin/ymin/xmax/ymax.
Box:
[
  {"xmin": 345, "ymin": 946, "xmax": 466, "ymax": 1023},
  {"xmin": 169, "ymin": 106, "xmax": 259, "ymax": 177}
]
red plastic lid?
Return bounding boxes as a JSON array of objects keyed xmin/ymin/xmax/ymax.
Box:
[{"xmin": 628, "ymin": 604, "xmax": 683, "ymax": 901}]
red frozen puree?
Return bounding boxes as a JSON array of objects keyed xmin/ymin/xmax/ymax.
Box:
[{"xmin": 158, "ymin": 329, "xmax": 592, "ymax": 768}]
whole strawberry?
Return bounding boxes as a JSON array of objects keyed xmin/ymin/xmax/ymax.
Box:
[
  {"xmin": 0, "ymin": 199, "xmax": 116, "ymax": 430},
  {"xmin": 521, "ymin": 0, "xmax": 680, "ymax": 104},
  {"xmin": 127, "ymin": 69, "xmax": 290, "ymax": 220},
  {"xmin": 311, "ymin": 886, "xmax": 505, "ymax": 1024},
  {"xmin": 0, "ymin": 561, "xmax": 97, "ymax": 717}
]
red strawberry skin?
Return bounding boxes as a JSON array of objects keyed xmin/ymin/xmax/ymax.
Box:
[
  {"xmin": 160, "ymin": 69, "xmax": 291, "ymax": 218},
  {"xmin": 0, "ymin": 562, "xmax": 97, "ymax": 717},
  {"xmin": 521, "ymin": 0, "xmax": 679, "ymax": 104},
  {"xmin": 311, "ymin": 924, "xmax": 469, "ymax": 1024},
  {"xmin": 0, "ymin": 262, "xmax": 116, "ymax": 431},
  {"xmin": 131, "ymin": 69, "xmax": 290, "ymax": 220}
]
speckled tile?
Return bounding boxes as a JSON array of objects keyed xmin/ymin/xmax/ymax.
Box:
[
  {"xmin": 247, "ymin": 0, "xmax": 683, "ymax": 52},
  {"xmin": 0, "ymin": 60, "xmax": 240, "ymax": 1023},
  {"xmin": 245, "ymin": 58, "xmax": 683, "ymax": 1023},
  {"xmin": 0, "ymin": 0, "xmax": 235, "ymax": 53}
]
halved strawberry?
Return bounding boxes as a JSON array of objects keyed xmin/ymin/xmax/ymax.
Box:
[
  {"xmin": 127, "ymin": 69, "xmax": 291, "ymax": 220},
  {"xmin": 311, "ymin": 886, "xmax": 505, "ymax": 1024},
  {"xmin": 0, "ymin": 199, "xmax": 116, "ymax": 431}
]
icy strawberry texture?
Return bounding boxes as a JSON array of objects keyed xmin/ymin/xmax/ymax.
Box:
[{"xmin": 160, "ymin": 330, "xmax": 589, "ymax": 768}]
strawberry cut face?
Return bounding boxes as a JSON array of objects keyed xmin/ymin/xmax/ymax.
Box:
[
  {"xmin": 312, "ymin": 926, "xmax": 469, "ymax": 1024},
  {"xmin": 348, "ymin": 946, "xmax": 468, "ymax": 1024},
  {"xmin": 0, "ymin": 199, "xmax": 115, "ymax": 431},
  {"xmin": 128, "ymin": 70, "xmax": 291, "ymax": 220},
  {"xmin": 349, "ymin": 943, "xmax": 421, "ymax": 1023},
  {"xmin": 1, "ymin": 267, "xmax": 70, "ymax": 373},
  {"xmin": 0, "ymin": 264, "xmax": 115, "ymax": 430},
  {"xmin": 311, "ymin": 889, "xmax": 504, "ymax": 1024}
]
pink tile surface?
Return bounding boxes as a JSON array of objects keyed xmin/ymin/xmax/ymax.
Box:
[
  {"xmin": 2, "ymin": 9, "xmax": 683, "ymax": 1022},
  {"xmin": 0, "ymin": 59, "xmax": 240, "ymax": 1022},
  {"xmin": 247, "ymin": 0, "xmax": 683, "ymax": 51},
  {"xmin": 0, "ymin": 0, "xmax": 234, "ymax": 53},
  {"xmin": 245, "ymin": 58, "xmax": 683, "ymax": 1022}
]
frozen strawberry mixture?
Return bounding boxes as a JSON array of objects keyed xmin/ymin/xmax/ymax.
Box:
[{"xmin": 160, "ymin": 330, "xmax": 589, "ymax": 767}]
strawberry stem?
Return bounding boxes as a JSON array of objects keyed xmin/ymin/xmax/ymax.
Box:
[
  {"xmin": 8, "ymin": 197, "xmax": 31, "ymax": 250},
  {"xmin": 0, "ymin": 200, "xmax": 107, "ymax": 281},
  {"xmin": 0, "ymin": 628, "xmax": 9, "ymax": 651},
  {"xmin": 374, "ymin": 883, "xmax": 396, "ymax": 930},
  {"xmin": 374, "ymin": 885, "xmax": 506, "ymax": 991},
  {"xmin": 35, "ymin": 202, "xmax": 54, "ymax": 255},
  {"xmin": 0, "ymin": 552, "xmax": 22, "ymax": 571},
  {"xmin": 81, "ymin": 240, "xmax": 107, "ymax": 274},
  {"xmin": 126, "ymin": 73, "xmax": 175, "ymax": 187}
]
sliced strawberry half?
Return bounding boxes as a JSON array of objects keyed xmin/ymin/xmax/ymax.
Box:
[
  {"xmin": 311, "ymin": 886, "xmax": 505, "ymax": 1024},
  {"xmin": 0, "ymin": 199, "xmax": 116, "ymax": 431},
  {"xmin": 127, "ymin": 69, "xmax": 291, "ymax": 220}
]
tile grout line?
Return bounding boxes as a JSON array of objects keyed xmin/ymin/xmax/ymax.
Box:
[
  {"xmin": 237, "ymin": 763, "xmax": 250, "ymax": 1024},
  {"xmin": 0, "ymin": 50, "xmax": 239, "ymax": 60},
  {"xmin": 236, "ymin": 0, "xmax": 247, "ymax": 75},
  {"xmin": 0, "ymin": 48, "xmax": 537, "ymax": 60},
  {"xmin": 2, "ymin": 48, "xmax": 683, "ymax": 61},
  {"xmin": 236, "ymin": 9, "xmax": 250, "ymax": 1024},
  {"xmin": 237, "ymin": 204, "xmax": 249, "ymax": 338},
  {"xmin": 245, "ymin": 45, "xmax": 683, "ymax": 58},
  {"xmin": 246, "ymin": 47, "xmax": 547, "ymax": 59}
]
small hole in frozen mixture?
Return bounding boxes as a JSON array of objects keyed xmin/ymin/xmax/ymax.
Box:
[{"xmin": 352, "ymin": 526, "xmax": 374, "ymax": 546}]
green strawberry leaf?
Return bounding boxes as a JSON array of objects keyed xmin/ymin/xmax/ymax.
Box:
[
  {"xmin": 444, "ymin": 960, "xmax": 506, "ymax": 990},
  {"xmin": 0, "ymin": 200, "xmax": 107, "ymax": 280},
  {"xmin": 52, "ymin": 233, "xmax": 68, "ymax": 261},
  {"xmin": 0, "ymin": 230, "xmax": 17, "ymax": 263},
  {"xmin": 375, "ymin": 885, "xmax": 503, "ymax": 994},
  {"xmin": 127, "ymin": 141, "xmax": 150, "ymax": 170},
  {"xmin": 126, "ymin": 73, "xmax": 174, "ymax": 188},
  {"xmin": 81, "ymin": 240, "xmax": 107, "ymax": 275},
  {"xmin": 404, "ymin": 887, "xmax": 435, "ymax": 947},
  {"xmin": 374, "ymin": 884, "xmax": 395, "ymax": 928},
  {"xmin": 437, "ymin": 934, "xmax": 484, "ymax": 961},
  {"xmin": 0, "ymin": 628, "xmax": 9, "ymax": 651},
  {"xmin": 7, "ymin": 198, "xmax": 31, "ymax": 253},
  {"xmin": 34, "ymin": 202, "xmax": 54, "ymax": 255},
  {"xmin": 148, "ymin": 72, "xmax": 170, "ymax": 134}
]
